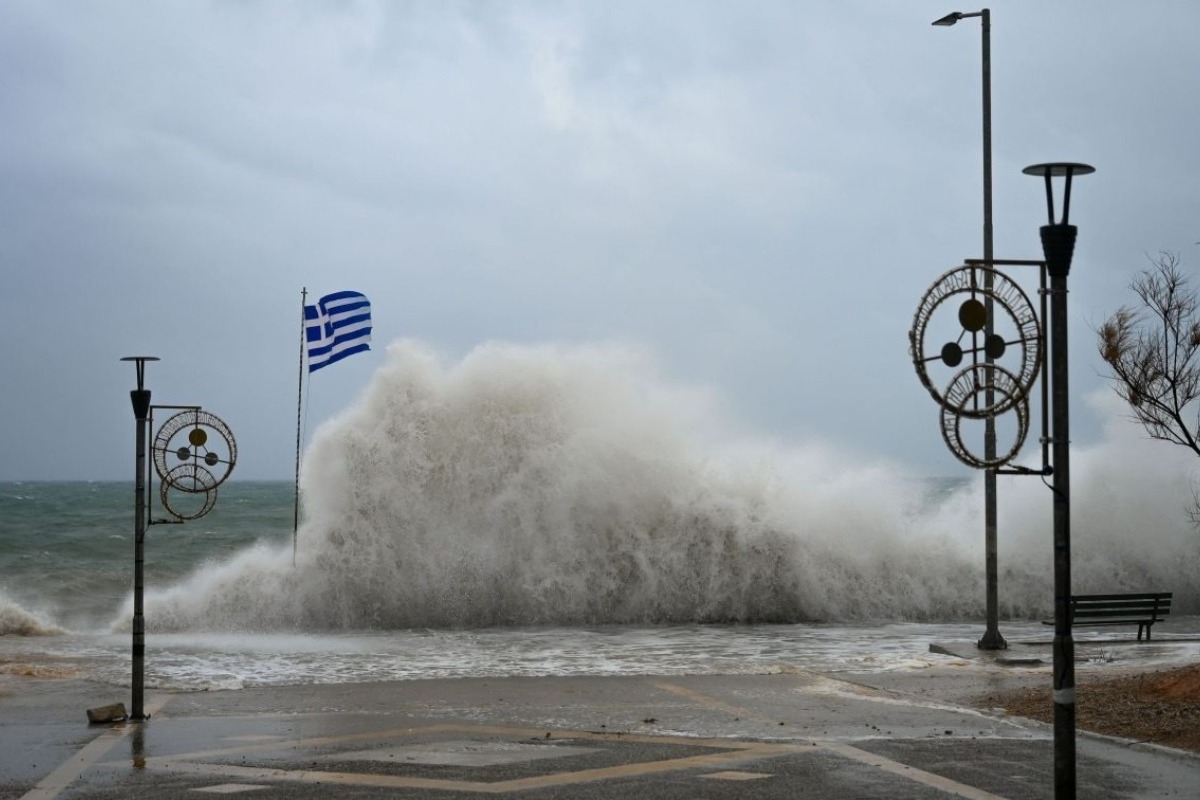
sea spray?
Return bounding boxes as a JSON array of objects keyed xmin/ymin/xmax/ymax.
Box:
[
  {"xmin": 136, "ymin": 341, "xmax": 1199, "ymax": 632},
  {"xmin": 998, "ymin": 391, "xmax": 1200, "ymax": 607},
  {"xmin": 138, "ymin": 342, "xmax": 974, "ymax": 629},
  {"xmin": 0, "ymin": 591, "xmax": 65, "ymax": 636}
]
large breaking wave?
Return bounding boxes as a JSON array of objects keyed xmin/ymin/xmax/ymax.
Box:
[{"xmin": 138, "ymin": 340, "xmax": 1200, "ymax": 631}]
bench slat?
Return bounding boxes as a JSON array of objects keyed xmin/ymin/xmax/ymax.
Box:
[
  {"xmin": 1072, "ymin": 598, "xmax": 1171, "ymax": 606},
  {"xmin": 1073, "ymin": 607, "xmax": 1172, "ymax": 615},
  {"xmin": 1071, "ymin": 593, "xmax": 1171, "ymax": 602},
  {"xmin": 1073, "ymin": 601, "xmax": 1167, "ymax": 608}
]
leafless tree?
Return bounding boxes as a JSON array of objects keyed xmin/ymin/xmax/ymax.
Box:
[
  {"xmin": 1099, "ymin": 252, "xmax": 1200, "ymax": 454},
  {"xmin": 1098, "ymin": 253, "xmax": 1200, "ymax": 518}
]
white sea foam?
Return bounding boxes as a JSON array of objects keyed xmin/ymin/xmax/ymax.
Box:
[{"xmin": 133, "ymin": 340, "xmax": 1200, "ymax": 632}]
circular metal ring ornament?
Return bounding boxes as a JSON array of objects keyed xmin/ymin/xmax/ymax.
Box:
[
  {"xmin": 159, "ymin": 463, "xmax": 219, "ymax": 520},
  {"xmin": 152, "ymin": 410, "xmax": 237, "ymax": 491},
  {"xmin": 939, "ymin": 365, "xmax": 1031, "ymax": 468},
  {"xmin": 910, "ymin": 264, "xmax": 1042, "ymax": 418}
]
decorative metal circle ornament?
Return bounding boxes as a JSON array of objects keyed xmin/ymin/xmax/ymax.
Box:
[
  {"xmin": 152, "ymin": 409, "xmax": 237, "ymax": 491},
  {"xmin": 159, "ymin": 463, "xmax": 219, "ymax": 520},
  {"xmin": 939, "ymin": 365, "xmax": 1031, "ymax": 468},
  {"xmin": 910, "ymin": 264, "xmax": 1042, "ymax": 418}
]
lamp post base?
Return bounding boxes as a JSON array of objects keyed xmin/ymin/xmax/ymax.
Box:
[{"xmin": 977, "ymin": 629, "xmax": 1008, "ymax": 650}]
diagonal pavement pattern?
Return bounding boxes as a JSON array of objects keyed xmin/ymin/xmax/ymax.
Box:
[{"xmin": 5, "ymin": 669, "xmax": 1199, "ymax": 799}]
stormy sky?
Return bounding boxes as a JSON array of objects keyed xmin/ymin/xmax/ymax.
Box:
[{"xmin": 1, "ymin": 1, "xmax": 1198, "ymax": 481}]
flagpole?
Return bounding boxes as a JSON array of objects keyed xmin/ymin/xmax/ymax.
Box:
[{"xmin": 293, "ymin": 287, "xmax": 307, "ymax": 566}]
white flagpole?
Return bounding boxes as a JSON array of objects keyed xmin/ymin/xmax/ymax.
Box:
[{"xmin": 293, "ymin": 287, "xmax": 307, "ymax": 566}]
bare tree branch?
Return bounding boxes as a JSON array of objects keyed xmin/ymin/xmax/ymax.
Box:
[{"xmin": 1097, "ymin": 252, "xmax": 1200, "ymax": 489}]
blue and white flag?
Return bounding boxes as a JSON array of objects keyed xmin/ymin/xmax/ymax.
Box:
[{"xmin": 304, "ymin": 291, "xmax": 372, "ymax": 373}]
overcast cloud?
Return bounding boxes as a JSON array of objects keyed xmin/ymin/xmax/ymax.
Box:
[{"xmin": 1, "ymin": 1, "xmax": 1198, "ymax": 481}]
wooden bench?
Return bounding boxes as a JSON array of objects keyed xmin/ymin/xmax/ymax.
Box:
[{"xmin": 1043, "ymin": 592, "xmax": 1172, "ymax": 641}]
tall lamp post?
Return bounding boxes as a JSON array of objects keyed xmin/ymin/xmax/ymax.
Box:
[
  {"xmin": 120, "ymin": 358, "xmax": 237, "ymax": 722},
  {"xmin": 932, "ymin": 8, "xmax": 1006, "ymax": 650},
  {"xmin": 121, "ymin": 355, "xmax": 159, "ymax": 721},
  {"xmin": 1024, "ymin": 161, "xmax": 1094, "ymax": 800}
]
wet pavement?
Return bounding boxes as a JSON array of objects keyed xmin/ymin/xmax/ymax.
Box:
[{"xmin": 4, "ymin": 650, "xmax": 1200, "ymax": 800}]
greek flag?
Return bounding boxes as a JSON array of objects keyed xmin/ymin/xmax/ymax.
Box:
[{"xmin": 304, "ymin": 291, "xmax": 372, "ymax": 372}]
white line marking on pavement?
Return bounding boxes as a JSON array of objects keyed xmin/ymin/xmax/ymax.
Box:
[
  {"xmin": 820, "ymin": 742, "xmax": 1011, "ymax": 800},
  {"xmin": 19, "ymin": 695, "xmax": 171, "ymax": 800},
  {"xmin": 652, "ymin": 680, "xmax": 1012, "ymax": 800}
]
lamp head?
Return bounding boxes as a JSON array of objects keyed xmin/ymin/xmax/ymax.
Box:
[
  {"xmin": 932, "ymin": 12, "xmax": 962, "ymax": 26},
  {"xmin": 1023, "ymin": 163, "xmax": 1095, "ymax": 278},
  {"xmin": 1022, "ymin": 162, "xmax": 1095, "ymax": 226},
  {"xmin": 120, "ymin": 355, "xmax": 160, "ymax": 390}
]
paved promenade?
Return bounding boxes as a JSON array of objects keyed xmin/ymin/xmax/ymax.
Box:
[{"xmin": 3, "ymin": 656, "xmax": 1199, "ymax": 799}]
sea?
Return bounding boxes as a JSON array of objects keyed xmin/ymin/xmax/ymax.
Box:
[{"xmin": 3, "ymin": 342, "xmax": 1199, "ymax": 691}]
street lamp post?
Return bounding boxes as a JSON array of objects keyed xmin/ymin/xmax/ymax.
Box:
[
  {"xmin": 933, "ymin": 7, "xmax": 1006, "ymax": 650},
  {"xmin": 1024, "ymin": 161, "xmax": 1094, "ymax": 800},
  {"xmin": 119, "ymin": 359, "xmax": 237, "ymax": 723},
  {"xmin": 121, "ymin": 355, "xmax": 159, "ymax": 721}
]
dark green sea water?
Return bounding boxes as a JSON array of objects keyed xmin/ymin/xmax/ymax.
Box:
[{"xmin": 0, "ymin": 481, "xmax": 295, "ymax": 631}]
